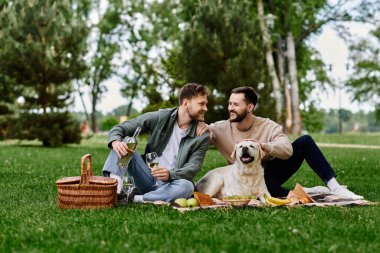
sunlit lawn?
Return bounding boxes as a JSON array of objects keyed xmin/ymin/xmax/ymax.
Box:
[{"xmin": 0, "ymin": 133, "xmax": 379, "ymax": 253}]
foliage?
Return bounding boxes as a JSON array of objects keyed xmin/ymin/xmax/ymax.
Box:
[
  {"xmin": 0, "ymin": 75, "xmax": 21, "ymax": 116},
  {"xmin": 165, "ymin": 0, "xmax": 275, "ymax": 122},
  {"xmin": 0, "ymin": 134, "xmax": 379, "ymax": 252},
  {"xmin": 0, "ymin": 115, "xmax": 15, "ymax": 140},
  {"xmin": 110, "ymin": 104, "xmax": 139, "ymax": 118},
  {"xmin": 10, "ymin": 112, "xmax": 81, "ymax": 147},
  {"xmin": 81, "ymin": 0, "xmax": 122, "ymax": 132},
  {"xmin": 347, "ymin": 27, "xmax": 380, "ymax": 120},
  {"xmin": 116, "ymin": 0, "xmax": 182, "ymax": 116},
  {"xmin": 323, "ymin": 109, "xmax": 380, "ymax": 133},
  {"xmin": 0, "ymin": 0, "xmax": 90, "ymax": 113},
  {"xmin": 101, "ymin": 116, "xmax": 119, "ymax": 131},
  {"xmin": 301, "ymin": 103, "xmax": 324, "ymax": 133}
]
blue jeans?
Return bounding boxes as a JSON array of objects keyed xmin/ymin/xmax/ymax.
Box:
[
  {"xmin": 102, "ymin": 150, "xmax": 194, "ymax": 202},
  {"xmin": 264, "ymin": 135, "xmax": 337, "ymax": 197}
]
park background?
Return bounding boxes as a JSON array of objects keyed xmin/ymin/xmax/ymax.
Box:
[
  {"xmin": 0, "ymin": 0, "xmax": 379, "ymax": 145},
  {"xmin": 0, "ymin": 1, "xmax": 380, "ymax": 253}
]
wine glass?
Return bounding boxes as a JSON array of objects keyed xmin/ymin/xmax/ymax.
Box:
[{"xmin": 146, "ymin": 152, "xmax": 159, "ymax": 187}]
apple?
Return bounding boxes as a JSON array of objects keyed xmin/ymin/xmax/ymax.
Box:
[
  {"xmin": 174, "ymin": 198, "xmax": 188, "ymax": 207},
  {"xmin": 186, "ymin": 198, "xmax": 199, "ymax": 208}
]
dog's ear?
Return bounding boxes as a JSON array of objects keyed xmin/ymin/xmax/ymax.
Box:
[
  {"xmin": 258, "ymin": 144, "xmax": 265, "ymax": 160},
  {"xmin": 230, "ymin": 144, "xmax": 238, "ymax": 160}
]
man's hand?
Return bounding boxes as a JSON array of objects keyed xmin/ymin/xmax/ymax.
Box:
[
  {"xmin": 111, "ymin": 140, "xmax": 133, "ymax": 158},
  {"xmin": 151, "ymin": 167, "xmax": 170, "ymax": 181},
  {"xmin": 196, "ymin": 122, "xmax": 209, "ymax": 136}
]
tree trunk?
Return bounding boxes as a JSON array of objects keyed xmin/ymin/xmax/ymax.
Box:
[
  {"xmin": 284, "ymin": 77, "xmax": 293, "ymax": 134},
  {"xmin": 91, "ymin": 87, "xmax": 98, "ymax": 133},
  {"xmin": 257, "ymin": 0, "xmax": 283, "ymax": 121},
  {"xmin": 76, "ymin": 82, "xmax": 90, "ymax": 123},
  {"xmin": 286, "ymin": 31, "xmax": 302, "ymax": 135},
  {"xmin": 276, "ymin": 40, "xmax": 292, "ymax": 134},
  {"xmin": 126, "ymin": 100, "xmax": 133, "ymax": 116},
  {"xmin": 126, "ymin": 82, "xmax": 138, "ymax": 116}
]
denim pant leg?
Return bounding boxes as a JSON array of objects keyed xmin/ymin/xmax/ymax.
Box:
[
  {"xmin": 102, "ymin": 149, "xmax": 126, "ymax": 179},
  {"xmin": 264, "ymin": 134, "xmax": 337, "ymax": 197},
  {"xmin": 126, "ymin": 151, "xmax": 156, "ymax": 194},
  {"xmin": 102, "ymin": 150, "xmax": 156, "ymax": 193},
  {"xmin": 143, "ymin": 179, "xmax": 194, "ymax": 202},
  {"xmin": 102, "ymin": 150, "xmax": 194, "ymax": 202}
]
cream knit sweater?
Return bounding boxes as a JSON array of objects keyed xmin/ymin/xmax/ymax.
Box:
[{"xmin": 209, "ymin": 115, "xmax": 293, "ymax": 164}]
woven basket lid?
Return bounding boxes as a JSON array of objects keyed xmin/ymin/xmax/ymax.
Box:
[{"xmin": 56, "ymin": 176, "xmax": 117, "ymax": 186}]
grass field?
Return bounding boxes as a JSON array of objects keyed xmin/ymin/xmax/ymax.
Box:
[
  {"xmin": 292, "ymin": 132, "xmax": 380, "ymax": 146},
  {"xmin": 0, "ymin": 134, "xmax": 379, "ymax": 253}
]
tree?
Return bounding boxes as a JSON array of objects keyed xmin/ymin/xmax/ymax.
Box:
[
  {"xmin": 0, "ymin": 0, "xmax": 89, "ymax": 113},
  {"xmin": 257, "ymin": 0, "xmax": 283, "ymax": 122},
  {"xmin": 347, "ymin": 27, "xmax": 380, "ymax": 119},
  {"xmin": 116, "ymin": 0, "xmax": 182, "ymax": 116},
  {"xmin": 110, "ymin": 0, "xmax": 378, "ymax": 129},
  {"xmin": 82, "ymin": 0, "xmax": 122, "ymax": 132},
  {"xmin": 163, "ymin": 0, "xmax": 275, "ymax": 122},
  {"xmin": 301, "ymin": 103, "xmax": 324, "ymax": 133},
  {"xmin": 0, "ymin": 0, "xmax": 90, "ymax": 145},
  {"xmin": 262, "ymin": 0, "xmax": 331, "ymax": 135}
]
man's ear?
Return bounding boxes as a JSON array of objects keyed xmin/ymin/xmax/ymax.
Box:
[
  {"xmin": 182, "ymin": 98, "xmax": 190, "ymax": 107},
  {"xmin": 230, "ymin": 144, "xmax": 238, "ymax": 160},
  {"xmin": 248, "ymin": 103, "xmax": 254, "ymax": 112}
]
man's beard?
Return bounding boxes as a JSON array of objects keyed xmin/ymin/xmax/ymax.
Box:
[
  {"xmin": 229, "ymin": 110, "xmax": 247, "ymax": 122},
  {"xmin": 187, "ymin": 106, "xmax": 205, "ymax": 122}
]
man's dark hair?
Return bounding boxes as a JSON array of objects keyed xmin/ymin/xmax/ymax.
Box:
[
  {"xmin": 179, "ymin": 83, "xmax": 208, "ymax": 105},
  {"xmin": 231, "ymin": 86, "xmax": 259, "ymax": 106}
]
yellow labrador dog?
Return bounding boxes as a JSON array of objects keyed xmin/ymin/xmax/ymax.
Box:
[{"xmin": 196, "ymin": 140, "xmax": 270, "ymax": 203}]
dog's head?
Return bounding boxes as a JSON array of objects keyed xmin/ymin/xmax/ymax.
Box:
[{"xmin": 230, "ymin": 140, "xmax": 264, "ymax": 173}]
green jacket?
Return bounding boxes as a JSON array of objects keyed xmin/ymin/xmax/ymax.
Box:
[{"xmin": 108, "ymin": 108, "xmax": 209, "ymax": 181}]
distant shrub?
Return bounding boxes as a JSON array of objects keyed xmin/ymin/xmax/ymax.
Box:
[
  {"xmin": 0, "ymin": 115, "xmax": 15, "ymax": 140},
  {"xmin": 11, "ymin": 112, "xmax": 81, "ymax": 147},
  {"xmin": 102, "ymin": 116, "xmax": 119, "ymax": 131}
]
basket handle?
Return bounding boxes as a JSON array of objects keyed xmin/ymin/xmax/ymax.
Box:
[{"xmin": 80, "ymin": 154, "xmax": 93, "ymax": 185}]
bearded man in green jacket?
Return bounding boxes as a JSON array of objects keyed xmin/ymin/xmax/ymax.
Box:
[{"xmin": 102, "ymin": 83, "xmax": 209, "ymax": 204}]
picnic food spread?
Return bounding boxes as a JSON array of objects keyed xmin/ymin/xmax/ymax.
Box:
[{"xmin": 169, "ymin": 183, "xmax": 377, "ymax": 212}]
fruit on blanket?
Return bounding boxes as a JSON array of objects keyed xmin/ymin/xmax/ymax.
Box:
[
  {"xmin": 174, "ymin": 198, "xmax": 188, "ymax": 208},
  {"xmin": 186, "ymin": 198, "xmax": 199, "ymax": 207},
  {"xmin": 264, "ymin": 194, "xmax": 290, "ymax": 206}
]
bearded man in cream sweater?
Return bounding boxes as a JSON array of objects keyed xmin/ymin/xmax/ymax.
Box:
[{"xmin": 197, "ymin": 86, "xmax": 363, "ymax": 200}]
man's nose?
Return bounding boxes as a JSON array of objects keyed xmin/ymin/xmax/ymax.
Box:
[{"xmin": 242, "ymin": 146, "xmax": 248, "ymax": 152}]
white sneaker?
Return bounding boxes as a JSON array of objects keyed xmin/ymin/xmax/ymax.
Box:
[
  {"xmin": 330, "ymin": 187, "xmax": 364, "ymax": 200},
  {"xmin": 303, "ymin": 186, "xmax": 331, "ymax": 194}
]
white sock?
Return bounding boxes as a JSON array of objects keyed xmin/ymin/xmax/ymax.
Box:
[
  {"xmin": 110, "ymin": 173, "xmax": 123, "ymax": 194},
  {"xmin": 133, "ymin": 195, "xmax": 144, "ymax": 203},
  {"xmin": 327, "ymin": 177, "xmax": 341, "ymax": 192}
]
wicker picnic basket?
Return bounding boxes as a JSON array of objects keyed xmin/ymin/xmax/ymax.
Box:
[{"xmin": 56, "ymin": 154, "xmax": 118, "ymax": 209}]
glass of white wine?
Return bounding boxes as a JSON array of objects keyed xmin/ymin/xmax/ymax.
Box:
[{"xmin": 146, "ymin": 152, "xmax": 159, "ymax": 187}]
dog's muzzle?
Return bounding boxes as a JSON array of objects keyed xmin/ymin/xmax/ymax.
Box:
[{"xmin": 240, "ymin": 150, "xmax": 254, "ymax": 164}]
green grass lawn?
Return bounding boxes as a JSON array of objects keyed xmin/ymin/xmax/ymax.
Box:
[
  {"xmin": 290, "ymin": 132, "xmax": 380, "ymax": 146},
  {"xmin": 0, "ymin": 134, "xmax": 379, "ymax": 253}
]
